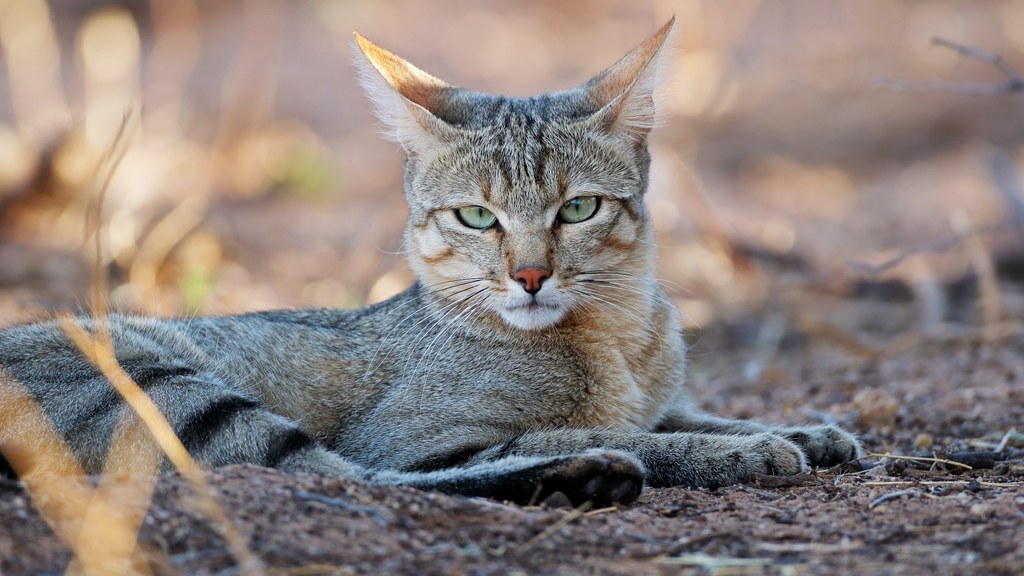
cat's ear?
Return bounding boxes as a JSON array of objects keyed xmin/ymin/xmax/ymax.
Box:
[
  {"xmin": 582, "ymin": 17, "xmax": 675, "ymax": 142},
  {"xmin": 353, "ymin": 32, "xmax": 454, "ymax": 151}
]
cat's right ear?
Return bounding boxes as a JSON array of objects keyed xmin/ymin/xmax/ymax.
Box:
[
  {"xmin": 581, "ymin": 17, "xmax": 675, "ymax": 144},
  {"xmin": 353, "ymin": 32, "xmax": 454, "ymax": 152}
]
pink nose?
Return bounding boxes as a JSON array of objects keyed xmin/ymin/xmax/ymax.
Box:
[{"xmin": 512, "ymin": 267, "xmax": 551, "ymax": 295}]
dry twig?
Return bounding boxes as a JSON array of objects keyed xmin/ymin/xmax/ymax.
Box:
[
  {"xmin": 753, "ymin": 472, "xmax": 818, "ymax": 488},
  {"xmin": 996, "ymin": 428, "xmax": 1019, "ymax": 453},
  {"xmin": 865, "ymin": 451, "xmax": 973, "ymax": 471},
  {"xmin": 987, "ymin": 148, "xmax": 1024, "ymax": 224},
  {"xmin": 875, "ymin": 37, "xmax": 1024, "ymax": 95},
  {"xmin": 868, "ymin": 489, "xmax": 920, "ymax": 509},
  {"xmin": 859, "ymin": 480, "xmax": 1021, "ymax": 488},
  {"xmin": 846, "ymin": 219, "xmax": 1019, "ymax": 277}
]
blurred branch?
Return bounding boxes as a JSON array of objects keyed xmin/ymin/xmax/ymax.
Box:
[
  {"xmin": 849, "ymin": 144, "xmax": 1024, "ymax": 278},
  {"xmin": 987, "ymin": 147, "xmax": 1024, "ymax": 223},
  {"xmin": 875, "ymin": 37, "xmax": 1024, "ymax": 95},
  {"xmin": 846, "ymin": 219, "xmax": 1019, "ymax": 277},
  {"xmin": 950, "ymin": 210, "xmax": 1003, "ymax": 340}
]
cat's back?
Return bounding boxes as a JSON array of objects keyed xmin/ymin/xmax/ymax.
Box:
[
  {"xmin": 1, "ymin": 313, "xmax": 207, "ymax": 381},
  {"xmin": 0, "ymin": 286, "xmax": 424, "ymax": 405}
]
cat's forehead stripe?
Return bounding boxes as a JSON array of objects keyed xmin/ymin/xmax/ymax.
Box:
[{"xmin": 438, "ymin": 92, "xmax": 598, "ymax": 129}]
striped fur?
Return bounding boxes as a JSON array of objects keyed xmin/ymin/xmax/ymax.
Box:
[{"xmin": 0, "ymin": 20, "xmax": 859, "ymax": 506}]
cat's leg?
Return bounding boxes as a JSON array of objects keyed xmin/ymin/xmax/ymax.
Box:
[
  {"xmin": 455, "ymin": 429, "xmax": 809, "ymax": 489},
  {"xmin": 655, "ymin": 405, "xmax": 861, "ymax": 468}
]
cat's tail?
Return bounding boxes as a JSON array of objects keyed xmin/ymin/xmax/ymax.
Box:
[{"xmin": 368, "ymin": 449, "xmax": 645, "ymax": 507}]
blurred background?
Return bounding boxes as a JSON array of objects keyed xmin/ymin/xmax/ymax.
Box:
[{"xmin": 0, "ymin": 0, "xmax": 1022, "ymax": 354}]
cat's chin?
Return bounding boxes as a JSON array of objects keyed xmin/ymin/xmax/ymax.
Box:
[{"xmin": 498, "ymin": 304, "xmax": 567, "ymax": 331}]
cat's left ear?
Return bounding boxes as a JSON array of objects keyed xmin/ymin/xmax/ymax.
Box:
[
  {"xmin": 352, "ymin": 32, "xmax": 455, "ymax": 152},
  {"xmin": 582, "ymin": 17, "xmax": 675, "ymax": 143}
]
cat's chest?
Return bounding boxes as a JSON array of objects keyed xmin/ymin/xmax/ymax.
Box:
[
  {"xmin": 373, "ymin": 306, "xmax": 685, "ymax": 434},
  {"xmin": 558, "ymin": 333, "xmax": 681, "ymax": 430}
]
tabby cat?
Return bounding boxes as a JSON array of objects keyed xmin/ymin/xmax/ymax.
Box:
[{"xmin": 0, "ymin": 19, "xmax": 860, "ymax": 506}]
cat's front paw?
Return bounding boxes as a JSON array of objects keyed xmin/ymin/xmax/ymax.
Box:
[
  {"xmin": 783, "ymin": 424, "xmax": 861, "ymax": 468},
  {"xmin": 745, "ymin": 432, "xmax": 807, "ymax": 477},
  {"xmin": 694, "ymin": 433, "xmax": 807, "ymax": 488}
]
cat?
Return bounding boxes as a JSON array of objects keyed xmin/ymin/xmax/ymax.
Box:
[{"xmin": 0, "ymin": 18, "xmax": 860, "ymax": 507}]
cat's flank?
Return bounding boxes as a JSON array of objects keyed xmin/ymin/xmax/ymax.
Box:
[{"xmin": 0, "ymin": 19, "xmax": 859, "ymax": 506}]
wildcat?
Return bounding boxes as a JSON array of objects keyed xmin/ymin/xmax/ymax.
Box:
[{"xmin": 0, "ymin": 18, "xmax": 859, "ymax": 507}]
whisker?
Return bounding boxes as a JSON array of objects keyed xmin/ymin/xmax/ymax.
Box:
[
  {"xmin": 570, "ymin": 285, "xmax": 665, "ymax": 349},
  {"xmin": 362, "ymin": 279, "xmax": 488, "ymax": 380},
  {"xmin": 412, "ymin": 292, "xmax": 492, "ymax": 391},
  {"xmin": 404, "ymin": 288, "xmax": 491, "ymax": 392},
  {"xmin": 576, "ymin": 269, "xmax": 686, "ymax": 293}
]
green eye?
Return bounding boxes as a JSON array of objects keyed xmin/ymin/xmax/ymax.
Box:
[
  {"xmin": 558, "ymin": 196, "xmax": 600, "ymax": 223},
  {"xmin": 455, "ymin": 206, "xmax": 498, "ymax": 229}
]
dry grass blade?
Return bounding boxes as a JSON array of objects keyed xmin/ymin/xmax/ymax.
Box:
[
  {"xmin": 128, "ymin": 194, "xmax": 209, "ymax": 303},
  {"xmin": 1, "ymin": 371, "xmax": 152, "ymax": 576},
  {"xmin": 72, "ymin": 415, "xmax": 161, "ymax": 576},
  {"xmin": 655, "ymin": 552, "xmax": 772, "ymax": 568},
  {"xmin": 512, "ymin": 500, "xmax": 593, "ymax": 556},
  {"xmin": 582, "ymin": 505, "xmax": 619, "ymax": 517},
  {"xmin": 59, "ymin": 105, "xmax": 265, "ymax": 574},
  {"xmin": 754, "ymin": 540, "xmax": 862, "ymax": 553}
]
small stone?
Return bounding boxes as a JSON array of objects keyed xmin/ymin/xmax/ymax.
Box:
[
  {"xmin": 866, "ymin": 464, "xmax": 892, "ymax": 478},
  {"xmin": 969, "ymin": 503, "xmax": 994, "ymax": 519},
  {"xmin": 913, "ymin": 433, "xmax": 934, "ymax": 450},
  {"xmin": 540, "ymin": 491, "xmax": 573, "ymax": 509},
  {"xmin": 852, "ymin": 389, "xmax": 900, "ymax": 428}
]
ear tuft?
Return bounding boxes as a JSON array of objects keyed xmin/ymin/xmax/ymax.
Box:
[
  {"xmin": 352, "ymin": 32, "xmax": 452, "ymax": 151},
  {"xmin": 584, "ymin": 17, "xmax": 676, "ymax": 141}
]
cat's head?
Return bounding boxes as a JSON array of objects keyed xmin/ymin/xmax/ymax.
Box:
[{"xmin": 355, "ymin": 19, "xmax": 673, "ymax": 331}]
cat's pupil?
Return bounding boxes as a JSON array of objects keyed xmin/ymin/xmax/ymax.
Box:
[
  {"xmin": 456, "ymin": 205, "xmax": 497, "ymax": 230},
  {"xmin": 558, "ymin": 196, "xmax": 600, "ymax": 224}
]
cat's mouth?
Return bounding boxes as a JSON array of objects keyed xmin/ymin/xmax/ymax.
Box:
[
  {"xmin": 498, "ymin": 300, "xmax": 567, "ymax": 331},
  {"xmin": 507, "ymin": 300, "xmax": 558, "ymax": 311}
]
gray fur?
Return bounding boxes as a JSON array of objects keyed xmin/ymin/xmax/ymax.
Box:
[{"xmin": 0, "ymin": 21, "xmax": 859, "ymax": 506}]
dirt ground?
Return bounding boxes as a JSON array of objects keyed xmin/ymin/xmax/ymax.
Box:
[{"xmin": 2, "ymin": 1, "xmax": 1024, "ymax": 575}]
